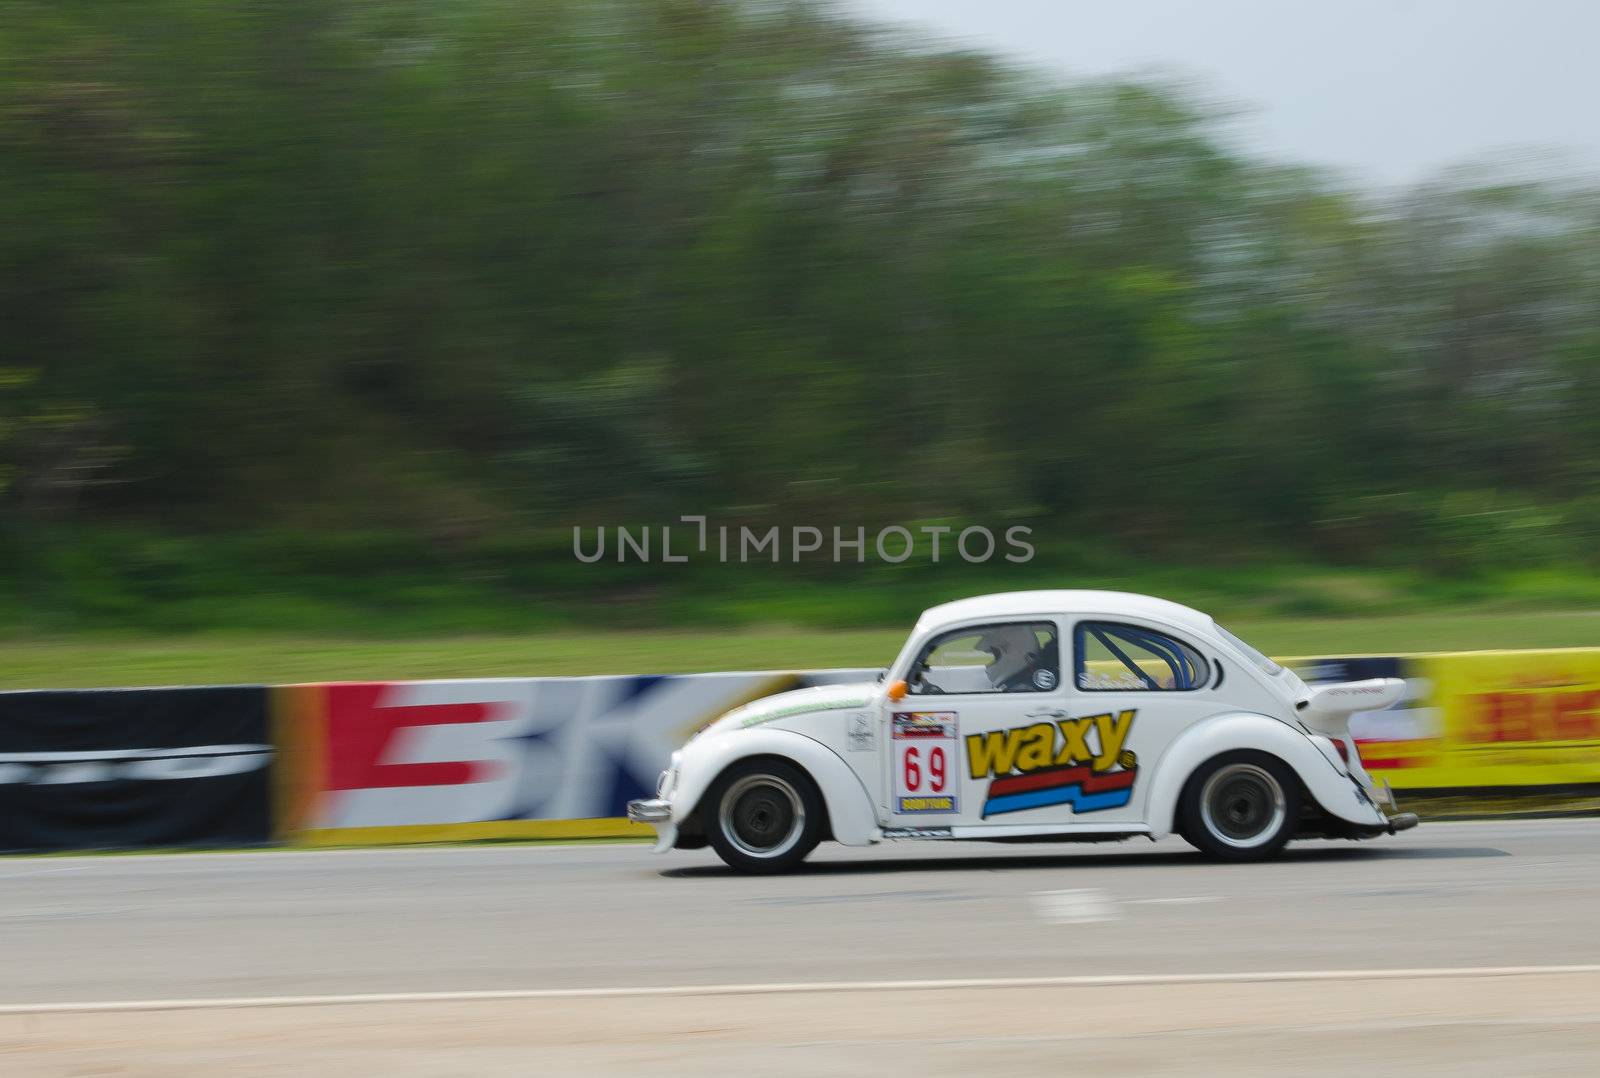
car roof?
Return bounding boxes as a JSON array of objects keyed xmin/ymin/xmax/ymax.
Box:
[{"xmin": 916, "ymin": 590, "xmax": 1215, "ymax": 635}]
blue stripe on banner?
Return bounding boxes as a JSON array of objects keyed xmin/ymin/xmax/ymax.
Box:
[{"xmin": 983, "ymin": 784, "xmax": 1135, "ymax": 818}]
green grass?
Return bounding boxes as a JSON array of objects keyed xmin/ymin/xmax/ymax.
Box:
[
  {"xmin": 6, "ymin": 610, "xmax": 1600, "ymax": 689},
  {"xmin": 0, "ymin": 629, "xmax": 907, "ymax": 688},
  {"xmin": 8, "ymin": 526, "xmax": 1600, "ymax": 689}
]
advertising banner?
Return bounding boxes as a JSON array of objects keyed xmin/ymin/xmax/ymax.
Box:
[
  {"xmin": 277, "ymin": 670, "xmax": 878, "ymax": 845},
  {"xmin": 0, "ymin": 686, "xmax": 273, "ymax": 851},
  {"xmin": 286, "ymin": 652, "xmax": 1600, "ymax": 846},
  {"xmin": 1298, "ymin": 650, "xmax": 1600, "ymax": 792},
  {"xmin": 9, "ymin": 648, "xmax": 1590, "ymax": 854}
]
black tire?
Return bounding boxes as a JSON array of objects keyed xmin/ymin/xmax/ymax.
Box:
[
  {"xmin": 703, "ymin": 759, "xmax": 825, "ymax": 874},
  {"xmin": 1177, "ymin": 751, "xmax": 1299, "ymax": 862}
]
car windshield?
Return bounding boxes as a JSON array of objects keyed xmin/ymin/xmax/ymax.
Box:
[{"xmin": 1215, "ymin": 623, "xmax": 1283, "ymax": 676}]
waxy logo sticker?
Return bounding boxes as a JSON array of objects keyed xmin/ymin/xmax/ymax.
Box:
[{"xmin": 966, "ymin": 710, "xmax": 1138, "ymax": 818}]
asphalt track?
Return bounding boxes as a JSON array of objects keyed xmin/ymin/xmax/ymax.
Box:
[{"xmin": 6, "ymin": 819, "xmax": 1600, "ymax": 1074}]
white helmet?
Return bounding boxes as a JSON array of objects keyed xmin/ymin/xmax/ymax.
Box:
[{"xmin": 979, "ymin": 625, "xmax": 1038, "ymax": 689}]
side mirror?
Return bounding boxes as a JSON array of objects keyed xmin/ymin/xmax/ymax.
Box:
[{"xmin": 886, "ymin": 679, "xmax": 908, "ymax": 702}]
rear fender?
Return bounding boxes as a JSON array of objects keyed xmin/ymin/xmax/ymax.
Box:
[
  {"xmin": 670, "ymin": 728, "xmax": 880, "ymax": 846},
  {"xmin": 1144, "ymin": 712, "xmax": 1386, "ymax": 838}
]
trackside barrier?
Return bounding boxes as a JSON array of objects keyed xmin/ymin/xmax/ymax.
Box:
[
  {"xmin": 273, "ymin": 670, "xmax": 878, "ymax": 845},
  {"xmin": 274, "ymin": 650, "xmax": 1600, "ymax": 847},
  {"xmin": 3, "ymin": 649, "xmax": 1598, "ymax": 852},
  {"xmin": 0, "ymin": 686, "xmax": 273, "ymax": 852},
  {"xmin": 1297, "ymin": 651, "xmax": 1600, "ymax": 793}
]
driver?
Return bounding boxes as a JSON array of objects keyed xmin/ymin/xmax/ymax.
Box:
[{"xmin": 978, "ymin": 625, "xmax": 1044, "ymax": 692}]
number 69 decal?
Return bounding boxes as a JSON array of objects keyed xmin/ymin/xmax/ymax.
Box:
[{"xmin": 892, "ymin": 712, "xmax": 959, "ymax": 814}]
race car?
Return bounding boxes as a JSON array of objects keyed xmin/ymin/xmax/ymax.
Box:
[{"xmin": 628, "ymin": 590, "xmax": 1417, "ymax": 873}]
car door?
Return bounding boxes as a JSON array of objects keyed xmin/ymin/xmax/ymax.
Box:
[
  {"xmin": 886, "ymin": 619, "xmax": 1070, "ymax": 831},
  {"xmin": 1059, "ymin": 618, "xmax": 1228, "ymax": 825}
]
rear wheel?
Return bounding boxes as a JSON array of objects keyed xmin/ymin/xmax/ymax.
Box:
[
  {"xmin": 703, "ymin": 759, "xmax": 824, "ymax": 874},
  {"xmin": 1178, "ymin": 751, "xmax": 1299, "ymax": 862}
]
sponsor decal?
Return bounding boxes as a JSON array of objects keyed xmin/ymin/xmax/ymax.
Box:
[
  {"xmin": 966, "ymin": 710, "xmax": 1138, "ymax": 818},
  {"xmin": 892, "ymin": 711, "xmax": 959, "ymax": 814},
  {"xmin": 847, "ymin": 713, "xmax": 875, "ymax": 751},
  {"xmin": 1324, "ymin": 684, "xmax": 1393, "ymax": 699},
  {"xmin": 1077, "ymin": 672, "xmax": 1148, "ymax": 691}
]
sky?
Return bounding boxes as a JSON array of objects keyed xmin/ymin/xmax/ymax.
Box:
[{"xmin": 844, "ymin": 0, "xmax": 1600, "ymax": 188}]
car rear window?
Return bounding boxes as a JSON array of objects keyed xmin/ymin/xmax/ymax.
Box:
[{"xmin": 1215, "ymin": 624, "xmax": 1283, "ymax": 676}]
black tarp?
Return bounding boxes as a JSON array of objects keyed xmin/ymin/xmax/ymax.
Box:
[{"xmin": 0, "ymin": 686, "xmax": 272, "ymax": 851}]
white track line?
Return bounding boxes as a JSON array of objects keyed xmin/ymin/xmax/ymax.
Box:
[{"xmin": 6, "ymin": 965, "xmax": 1600, "ymax": 1016}]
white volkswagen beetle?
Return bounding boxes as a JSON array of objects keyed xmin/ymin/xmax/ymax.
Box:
[{"xmin": 628, "ymin": 591, "xmax": 1417, "ymax": 873}]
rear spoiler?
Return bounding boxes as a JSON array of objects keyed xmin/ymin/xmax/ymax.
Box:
[{"xmin": 1296, "ymin": 678, "xmax": 1405, "ymax": 736}]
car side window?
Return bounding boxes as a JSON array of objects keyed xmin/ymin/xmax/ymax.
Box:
[
  {"xmin": 1075, "ymin": 621, "xmax": 1209, "ymax": 692},
  {"xmin": 908, "ymin": 621, "xmax": 1060, "ymax": 695}
]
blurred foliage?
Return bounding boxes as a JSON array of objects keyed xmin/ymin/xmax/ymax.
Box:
[
  {"xmin": 2, "ymin": 0, "xmax": 1600, "ymax": 630},
  {"xmin": 7, "ymin": 525, "xmax": 1600, "ymax": 636}
]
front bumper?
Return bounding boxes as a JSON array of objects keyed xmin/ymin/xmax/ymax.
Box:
[
  {"xmin": 627, "ymin": 798, "xmax": 677, "ymax": 853},
  {"xmin": 627, "ymin": 798, "xmax": 670, "ymax": 824}
]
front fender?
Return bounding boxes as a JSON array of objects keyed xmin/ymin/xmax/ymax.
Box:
[
  {"xmin": 1143, "ymin": 713, "xmax": 1386, "ymax": 838},
  {"xmin": 670, "ymin": 728, "xmax": 880, "ymax": 847}
]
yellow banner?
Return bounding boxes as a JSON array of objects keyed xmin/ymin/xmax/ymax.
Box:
[{"xmin": 1412, "ymin": 649, "xmax": 1600, "ymax": 788}]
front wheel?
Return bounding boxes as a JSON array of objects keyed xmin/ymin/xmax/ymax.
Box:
[
  {"xmin": 1178, "ymin": 751, "xmax": 1299, "ymax": 862},
  {"xmin": 703, "ymin": 759, "xmax": 824, "ymax": 874}
]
